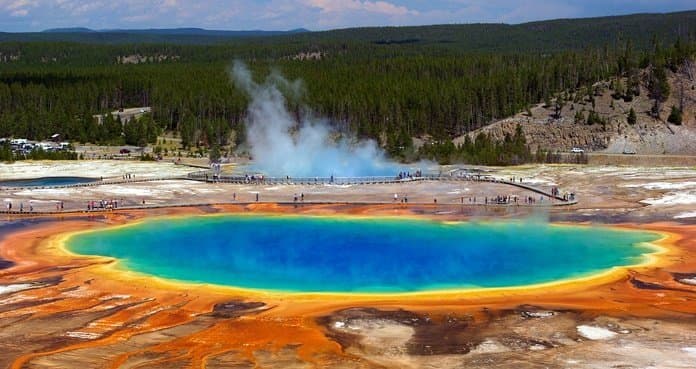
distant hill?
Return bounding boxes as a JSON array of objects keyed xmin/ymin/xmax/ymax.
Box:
[
  {"xmin": 0, "ymin": 27, "xmax": 310, "ymax": 44},
  {"xmin": 99, "ymin": 28, "xmax": 309, "ymax": 36},
  {"xmin": 44, "ymin": 27, "xmax": 309, "ymax": 37},
  {"xmin": 306, "ymin": 11, "xmax": 696, "ymax": 52},
  {"xmin": 42, "ymin": 27, "xmax": 96, "ymax": 33},
  {"xmin": 0, "ymin": 10, "xmax": 693, "ymax": 50}
]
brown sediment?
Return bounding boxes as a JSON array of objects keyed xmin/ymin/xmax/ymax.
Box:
[{"xmin": 0, "ymin": 204, "xmax": 695, "ymax": 368}]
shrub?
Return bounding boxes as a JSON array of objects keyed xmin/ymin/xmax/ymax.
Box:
[{"xmin": 667, "ymin": 106, "xmax": 682, "ymax": 125}]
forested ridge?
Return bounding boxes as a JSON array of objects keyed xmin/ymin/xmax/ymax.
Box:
[
  {"xmin": 0, "ymin": 11, "xmax": 694, "ymax": 164},
  {"xmin": 2, "ymin": 10, "xmax": 694, "ymax": 49}
]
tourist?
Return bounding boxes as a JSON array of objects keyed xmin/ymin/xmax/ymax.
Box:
[
  {"xmin": 256, "ymin": 193, "xmax": 259, "ymax": 202},
  {"xmin": 301, "ymin": 193, "xmax": 304, "ymax": 202},
  {"xmin": 19, "ymin": 203, "xmax": 23, "ymax": 212},
  {"xmin": 394, "ymin": 193, "xmax": 398, "ymax": 202},
  {"xmin": 233, "ymin": 193, "xmax": 236, "ymax": 201}
]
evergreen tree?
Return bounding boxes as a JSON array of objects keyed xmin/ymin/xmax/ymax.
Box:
[
  {"xmin": 209, "ymin": 144, "xmax": 221, "ymax": 162},
  {"xmin": 574, "ymin": 110, "xmax": 585, "ymax": 124},
  {"xmin": 612, "ymin": 79, "xmax": 625, "ymax": 100},
  {"xmin": 627, "ymin": 107, "xmax": 637, "ymax": 125},
  {"xmin": 667, "ymin": 106, "xmax": 683, "ymax": 125},
  {"xmin": 586, "ymin": 110, "xmax": 604, "ymax": 125}
]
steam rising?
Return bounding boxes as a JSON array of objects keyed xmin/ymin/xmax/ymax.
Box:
[{"xmin": 231, "ymin": 61, "xmax": 404, "ymax": 177}]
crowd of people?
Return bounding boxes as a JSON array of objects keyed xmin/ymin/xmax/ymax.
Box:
[
  {"xmin": 86, "ymin": 199, "xmax": 121, "ymax": 211},
  {"xmin": 243, "ymin": 174, "xmax": 265, "ymax": 184},
  {"xmin": 459, "ymin": 195, "xmax": 538, "ymax": 205},
  {"xmin": 397, "ymin": 170, "xmax": 422, "ymax": 180}
]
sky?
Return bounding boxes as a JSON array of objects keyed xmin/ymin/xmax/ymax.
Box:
[{"xmin": 0, "ymin": 0, "xmax": 694, "ymax": 32}]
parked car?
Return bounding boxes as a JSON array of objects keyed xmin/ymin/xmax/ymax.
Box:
[
  {"xmin": 622, "ymin": 149, "xmax": 637, "ymax": 155},
  {"xmin": 119, "ymin": 148, "xmax": 131, "ymax": 154},
  {"xmin": 570, "ymin": 147, "xmax": 585, "ymax": 153}
]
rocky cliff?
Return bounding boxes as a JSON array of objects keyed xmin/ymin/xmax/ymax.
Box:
[{"xmin": 458, "ymin": 61, "xmax": 696, "ymax": 155}]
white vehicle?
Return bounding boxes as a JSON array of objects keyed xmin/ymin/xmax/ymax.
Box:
[
  {"xmin": 37, "ymin": 142, "xmax": 54, "ymax": 150},
  {"xmin": 570, "ymin": 147, "xmax": 585, "ymax": 153}
]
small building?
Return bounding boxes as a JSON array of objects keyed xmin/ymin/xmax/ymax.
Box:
[{"xmin": 94, "ymin": 107, "xmax": 152, "ymax": 125}]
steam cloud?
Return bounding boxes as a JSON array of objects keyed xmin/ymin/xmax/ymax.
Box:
[{"xmin": 231, "ymin": 61, "xmax": 408, "ymax": 177}]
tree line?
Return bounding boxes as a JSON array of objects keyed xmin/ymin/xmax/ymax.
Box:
[{"xmin": 0, "ymin": 34, "xmax": 693, "ymax": 165}]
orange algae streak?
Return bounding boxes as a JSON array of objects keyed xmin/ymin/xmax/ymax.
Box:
[{"xmin": 140, "ymin": 318, "xmax": 344, "ymax": 368}]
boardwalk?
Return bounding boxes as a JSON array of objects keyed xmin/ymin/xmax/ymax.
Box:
[
  {"xmin": 186, "ymin": 171, "xmax": 576, "ymax": 203},
  {"xmin": 0, "ymin": 169, "xmax": 577, "ymax": 215}
]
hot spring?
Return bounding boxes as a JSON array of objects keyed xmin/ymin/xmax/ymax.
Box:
[
  {"xmin": 66, "ymin": 215, "xmax": 661, "ymax": 293},
  {"xmin": 0, "ymin": 176, "xmax": 98, "ymax": 188}
]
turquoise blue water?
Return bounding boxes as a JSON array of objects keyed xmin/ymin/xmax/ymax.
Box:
[
  {"xmin": 67, "ymin": 216, "xmax": 660, "ymax": 293},
  {"xmin": 0, "ymin": 177, "xmax": 97, "ymax": 187}
]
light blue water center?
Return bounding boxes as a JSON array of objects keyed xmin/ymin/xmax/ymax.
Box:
[{"xmin": 67, "ymin": 215, "xmax": 660, "ymax": 293}]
